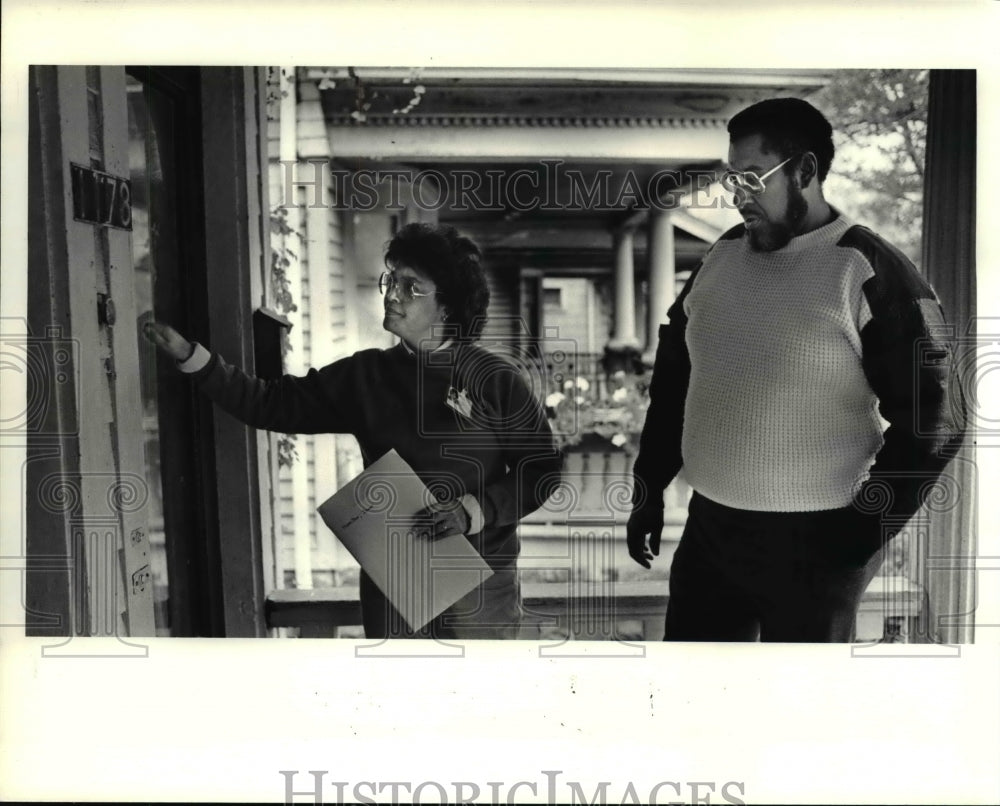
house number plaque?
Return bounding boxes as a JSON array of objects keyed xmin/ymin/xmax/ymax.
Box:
[{"xmin": 70, "ymin": 163, "xmax": 132, "ymax": 230}]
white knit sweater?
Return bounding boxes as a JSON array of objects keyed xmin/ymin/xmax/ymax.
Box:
[{"xmin": 681, "ymin": 215, "xmax": 885, "ymax": 511}]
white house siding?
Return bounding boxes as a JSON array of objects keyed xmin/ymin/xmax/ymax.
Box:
[
  {"xmin": 276, "ymin": 171, "xmax": 365, "ymax": 587},
  {"xmin": 542, "ymin": 277, "xmax": 596, "ymax": 355},
  {"xmin": 482, "ymin": 265, "xmax": 518, "ymax": 346}
]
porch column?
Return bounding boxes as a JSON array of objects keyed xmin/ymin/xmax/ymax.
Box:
[
  {"xmin": 920, "ymin": 69, "xmax": 977, "ymax": 645},
  {"xmin": 607, "ymin": 226, "xmax": 640, "ymax": 351},
  {"xmin": 643, "ymin": 208, "xmax": 675, "ymax": 365}
]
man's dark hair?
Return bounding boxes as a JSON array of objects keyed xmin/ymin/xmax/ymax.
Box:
[
  {"xmin": 728, "ymin": 97, "xmax": 835, "ymax": 183},
  {"xmin": 384, "ymin": 222, "xmax": 490, "ymax": 341}
]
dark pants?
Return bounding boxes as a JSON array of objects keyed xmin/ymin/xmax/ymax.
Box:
[
  {"xmin": 664, "ymin": 492, "xmax": 885, "ymax": 642},
  {"xmin": 360, "ymin": 567, "xmax": 523, "ymax": 640}
]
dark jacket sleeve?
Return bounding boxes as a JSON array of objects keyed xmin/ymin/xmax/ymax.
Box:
[
  {"xmin": 477, "ymin": 365, "xmax": 564, "ymax": 529},
  {"xmin": 189, "ymin": 351, "xmax": 359, "ymax": 435},
  {"xmin": 845, "ymin": 227, "xmax": 968, "ymax": 528},
  {"xmin": 630, "ymin": 266, "xmax": 700, "ymax": 508}
]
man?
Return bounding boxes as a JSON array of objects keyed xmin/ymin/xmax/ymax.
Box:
[{"xmin": 626, "ymin": 97, "xmax": 966, "ymax": 642}]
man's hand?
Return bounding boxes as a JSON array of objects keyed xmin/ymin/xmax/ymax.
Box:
[
  {"xmin": 626, "ymin": 504, "xmax": 664, "ymax": 569},
  {"xmin": 143, "ymin": 320, "xmax": 194, "ymax": 362},
  {"xmin": 412, "ymin": 498, "xmax": 470, "ymax": 541}
]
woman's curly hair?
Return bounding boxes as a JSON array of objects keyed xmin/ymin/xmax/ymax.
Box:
[{"xmin": 384, "ymin": 222, "xmax": 490, "ymax": 341}]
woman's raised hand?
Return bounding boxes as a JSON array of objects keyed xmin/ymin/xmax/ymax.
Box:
[{"xmin": 143, "ymin": 320, "xmax": 194, "ymax": 362}]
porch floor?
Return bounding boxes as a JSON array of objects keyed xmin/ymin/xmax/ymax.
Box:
[{"xmin": 266, "ymin": 575, "xmax": 925, "ymax": 642}]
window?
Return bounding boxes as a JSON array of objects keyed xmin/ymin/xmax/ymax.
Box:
[{"xmin": 543, "ymin": 286, "xmax": 563, "ymax": 309}]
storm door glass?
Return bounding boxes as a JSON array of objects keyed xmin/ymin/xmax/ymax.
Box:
[{"xmin": 127, "ymin": 73, "xmax": 178, "ymax": 635}]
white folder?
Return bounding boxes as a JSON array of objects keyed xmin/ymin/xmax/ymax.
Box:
[{"xmin": 317, "ymin": 449, "xmax": 493, "ymax": 631}]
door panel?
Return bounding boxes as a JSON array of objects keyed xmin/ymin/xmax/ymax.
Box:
[
  {"xmin": 126, "ymin": 67, "xmax": 222, "ymax": 636},
  {"xmin": 100, "ymin": 66, "xmax": 158, "ymax": 637}
]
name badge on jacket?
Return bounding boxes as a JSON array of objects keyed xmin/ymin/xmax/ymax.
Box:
[{"xmin": 445, "ymin": 386, "xmax": 473, "ymax": 418}]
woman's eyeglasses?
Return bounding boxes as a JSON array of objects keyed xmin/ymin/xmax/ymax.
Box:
[
  {"xmin": 721, "ymin": 155, "xmax": 796, "ymax": 197},
  {"xmin": 378, "ymin": 271, "xmax": 436, "ymax": 301}
]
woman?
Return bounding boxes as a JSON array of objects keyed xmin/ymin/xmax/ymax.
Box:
[{"xmin": 145, "ymin": 222, "xmax": 562, "ymax": 639}]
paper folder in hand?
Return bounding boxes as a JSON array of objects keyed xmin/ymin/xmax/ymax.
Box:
[{"xmin": 316, "ymin": 449, "xmax": 494, "ymax": 631}]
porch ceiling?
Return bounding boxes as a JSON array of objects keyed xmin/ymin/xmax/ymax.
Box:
[
  {"xmin": 306, "ymin": 67, "xmax": 831, "ymax": 129},
  {"xmin": 304, "ymin": 67, "xmax": 832, "ymax": 263}
]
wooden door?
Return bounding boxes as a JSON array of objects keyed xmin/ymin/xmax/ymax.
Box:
[{"xmin": 26, "ymin": 66, "xmax": 156, "ymax": 643}]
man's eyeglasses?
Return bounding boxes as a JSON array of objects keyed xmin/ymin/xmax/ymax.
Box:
[
  {"xmin": 378, "ymin": 271, "xmax": 436, "ymax": 301},
  {"xmin": 721, "ymin": 155, "xmax": 796, "ymax": 197}
]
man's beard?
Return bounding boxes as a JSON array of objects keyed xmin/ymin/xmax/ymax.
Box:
[{"xmin": 747, "ymin": 183, "xmax": 809, "ymax": 252}]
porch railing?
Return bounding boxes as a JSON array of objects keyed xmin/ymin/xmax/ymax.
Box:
[
  {"xmin": 266, "ymin": 577, "xmax": 927, "ymax": 642},
  {"xmin": 541, "ymin": 351, "xmax": 609, "ymax": 396}
]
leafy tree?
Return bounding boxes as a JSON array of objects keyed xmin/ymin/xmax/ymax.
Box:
[{"xmin": 812, "ymin": 69, "xmax": 928, "ymax": 267}]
